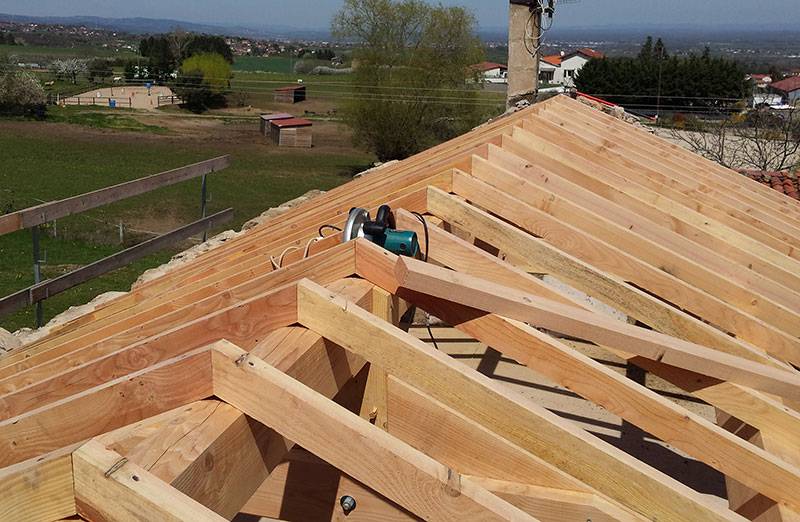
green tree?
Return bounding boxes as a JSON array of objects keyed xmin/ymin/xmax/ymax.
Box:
[
  {"xmin": 87, "ymin": 58, "xmax": 113, "ymax": 84},
  {"xmin": 332, "ymin": 0, "xmax": 486, "ymax": 161},
  {"xmin": 638, "ymin": 36, "xmax": 653, "ymax": 61},
  {"xmin": 575, "ymin": 37, "xmax": 746, "ymax": 114},
  {"xmin": 139, "ymin": 33, "xmax": 234, "ymax": 82},
  {"xmin": 173, "ymin": 53, "xmax": 232, "ymax": 111},
  {"xmin": 184, "ymin": 35, "xmax": 234, "ymax": 63}
]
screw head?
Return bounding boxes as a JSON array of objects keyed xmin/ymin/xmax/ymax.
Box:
[{"xmin": 340, "ymin": 495, "xmax": 357, "ymax": 514}]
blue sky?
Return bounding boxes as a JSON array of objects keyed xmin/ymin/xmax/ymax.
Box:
[{"xmin": 0, "ymin": 0, "xmax": 797, "ymax": 30}]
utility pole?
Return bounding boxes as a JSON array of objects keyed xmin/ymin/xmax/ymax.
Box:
[{"xmin": 507, "ymin": 0, "xmax": 543, "ymax": 108}]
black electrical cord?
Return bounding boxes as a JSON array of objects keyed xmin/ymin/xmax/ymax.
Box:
[
  {"xmin": 318, "ymin": 224, "xmax": 342, "ymax": 238},
  {"xmin": 410, "ymin": 211, "xmax": 440, "ymax": 351},
  {"xmin": 411, "ymin": 212, "xmax": 429, "ymax": 262}
]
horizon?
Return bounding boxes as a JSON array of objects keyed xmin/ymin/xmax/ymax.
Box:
[{"xmin": 0, "ymin": 0, "xmax": 798, "ymax": 34}]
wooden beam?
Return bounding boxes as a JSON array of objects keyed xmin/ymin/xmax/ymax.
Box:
[
  {"xmin": 354, "ymin": 241, "xmax": 800, "ymax": 512},
  {"xmin": 483, "ymin": 141, "xmax": 800, "ymax": 295},
  {"xmin": 211, "ymin": 340, "xmax": 535, "ymax": 521},
  {"xmin": 394, "ymin": 209, "xmax": 800, "ymax": 451},
  {"xmin": 0, "ymin": 446, "xmax": 76, "ymax": 522},
  {"xmin": 0, "ymin": 156, "xmax": 230, "ymax": 236},
  {"xmin": 426, "ymin": 183, "xmax": 800, "ymax": 364},
  {"xmin": 401, "ymin": 290, "xmax": 800, "ymax": 513},
  {"xmin": 0, "ymin": 240, "xmax": 355, "ymax": 383},
  {"xmin": 386, "ymin": 377, "xmax": 645, "ymax": 521},
  {"xmin": 393, "ymin": 255, "xmax": 800, "ymax": 401},
  {"xmin": 93, "ymin": 280, "xmax": 375, "ymax": 519},
  {"xmin": 451, "ymin": 168, "xmax": 800, "ymax": 339},
  {"xmin": 241, "ymin": 448, "xmax": 418, "ymax": 521},
  {"xmin": 295, "ymin": 277, "xmax": 742, "ymax": 522},
  {"xmin": 0, "ymin": 347, "xmax": 214, "ymax": 467},
  {"xmin": 358, "ymin": 286, "xmax": 395, "ymax": 430},
  {"xmin": 0, "ymin": 283, "xmax": 297, "ymax": 419},
  {"xmin": 468, "ymin": 476, "xmax": 642, "ymax": 522},
  {"xmin": 73, "ymin": 440, "xmax": 226, "ymax": 522}
]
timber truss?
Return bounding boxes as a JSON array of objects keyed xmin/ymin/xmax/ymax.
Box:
[{"xmin": 2, "ymin": 95, "xmax": 800, "ymax": 522}]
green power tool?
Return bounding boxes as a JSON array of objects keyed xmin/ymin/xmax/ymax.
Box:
[{"xmin": 342, "ymin": 205, "xmax": 420, "ymax": 258}]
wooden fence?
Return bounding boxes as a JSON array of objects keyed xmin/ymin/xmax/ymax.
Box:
[
  {"xmin": 60, "ymin": 96, "xmax": 133, "ymax": 108},
  {"xmin": 0, "ymin": 156, "xmax": 232, "ymax": 325}
]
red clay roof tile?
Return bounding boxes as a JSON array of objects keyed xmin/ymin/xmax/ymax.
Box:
[{"xmin": 739, "ymin": 169, "xmax": 800, "ymax": 200}]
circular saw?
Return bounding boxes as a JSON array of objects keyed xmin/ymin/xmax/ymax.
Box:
[{"xmin": 342, "ymin": 205, "xmax": 420, "ymax": 258}]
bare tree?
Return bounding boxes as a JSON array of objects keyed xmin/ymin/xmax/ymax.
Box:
[
  {"xmin": 738, "ymin": 108, "xmax": 800, "ymax": 172},
  {"xmin": 669, "ymin": 108, "xmax": 800, "ymax": 172}
]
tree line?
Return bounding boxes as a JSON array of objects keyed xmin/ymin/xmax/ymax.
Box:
[
  {"xmin": 135, "ymin": 33, "xmax": 233, "ymax": 82},
  {"xmin": 1, "ymin": 32, "xmax": 16, "ymax": 45},
  {"xmin": 575, "ymin": 37, "xmax": 749, "ymax": 113}
]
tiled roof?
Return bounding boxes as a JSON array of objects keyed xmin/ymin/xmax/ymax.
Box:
[
  {"xmin": 472, "ymin": 61, "xmax": 507, "ymax": 72},
  {"xmin": 576, "ymin": 47, "xmax": 605, "ymax": 59},
  {"xmin": 740, "ymin": 169, "xmax": 800, "ymax": 200},
  {"xmin": 771, "ymin": 76, "xmax": 800, "ymax": 93},
  {"xmin": 542, "ymin": 55, "xmax": 562, "ymax": 66}
]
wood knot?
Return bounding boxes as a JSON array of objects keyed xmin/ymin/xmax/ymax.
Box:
[{"xmin": 444, "ymin": 468, "xmax": 462, "ymax": 497}]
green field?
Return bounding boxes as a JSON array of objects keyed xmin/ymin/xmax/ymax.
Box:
[
  {"xmin": 0, "ymin": 118, "xmax": 373, "ymax": 331},
  {"xmin": 0, "ymin": 43, "xmax": 135, "ymax": 60},
  {"xmin": 47, "ymin": 106, "xmax": 169, "ymax": 133},
  {"xmin": 229, "ymin": 70, "xmax": 507, "ymax": 119},
  {"xmin": 233, "ymin": 56, "xmax": 332, "ymax": 74}
]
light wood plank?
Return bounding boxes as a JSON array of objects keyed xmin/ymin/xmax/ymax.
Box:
[
  {"xmin": 296, "ymin": 277, "xmax": 743, "ymax": 522},
  {"xmin": 0, "ymin": 446, "xmax": 76, "ymax": 522},
  {"xmin": 73, "ymin": 440, "xmax": 226, "ymax": 522},
  {"xmin": 211, "ymin": 340, "xmax": 536, "ymax": 521}
]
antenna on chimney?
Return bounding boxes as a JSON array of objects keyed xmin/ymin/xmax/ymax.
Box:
[
  {"xmin": 507, "ymin": 1, "xmax": 545, "ymax": 108},
  {"xmin": 507, "ymin": 0, "xmax": 579, "ymax": 109}
]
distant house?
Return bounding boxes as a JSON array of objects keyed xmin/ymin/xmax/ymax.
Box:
[
  {"xmin": 770, "ymin": 76, "xmax": 800, "ymax": 106},
  {"xmin": 259, "ymin": 113, "xmax": 293, "ymax": 136},
  {"xmin": 747, "ymin": 74, "xmax": 773, "ymax": 90},
  {"xmin": 472, "ymin": 62, "xmax": 508, "ymax": 83},
  {"xmin": 752, "ymin": 93, "xmax": 785, "ymax": 109},
  {"xmin": 539, "ymin": 54, "xmax": 562, "ymax": 84},
  {"xmin": 270, "ymin": 118, "xmax": 313, "ymax": 148},
  {"xmin": 539, "ymin": 48, "xmax": 604, "ymax": 87},
  {"xmin": 274, "ymin": 85, "xmax": 307, "ymax": 104}
]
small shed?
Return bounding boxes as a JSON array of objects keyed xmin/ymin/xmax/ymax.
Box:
[
  {"xmin": 259, "ymin": 113, "xmax": 293, "ymax": 135},
  {"xmin": 270, "ymin": 118, "xmax": 313, "ymax": 148},
  {"xmin": 274, "ymin": 85, "xmax": 307, "ymax": 104}
]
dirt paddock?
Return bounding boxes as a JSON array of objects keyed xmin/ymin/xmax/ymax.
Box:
[{"xmin": 62, "ymin": 85, "xmax": 177, "ymax": 110}]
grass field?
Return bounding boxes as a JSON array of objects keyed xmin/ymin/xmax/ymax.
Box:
[
  {"xmin": 0, "ymin": 44, "xmax": 135, "ymax": 60},
  {"xmin": 0, "ymin": 114, "xmax": 373, "ymax": 332},
  {"xmin": 233, "ymin": 56, "xmax": 330, "ymax": 74},
  {"xmin": 229, "ymin": 70, "xmax": 507, "ymax": 119},
  {"xmin": 47, "ymin": 106, "xmax": 169, "ymax": 133}
]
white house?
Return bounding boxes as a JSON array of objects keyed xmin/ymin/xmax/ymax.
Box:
[
  {"xmin": 472, "ymin": 61, "xmax": 508, "ymax": 84},
  {"xmin": 538, "ymin": 48, "xmax": 604, "ymax": 87}
]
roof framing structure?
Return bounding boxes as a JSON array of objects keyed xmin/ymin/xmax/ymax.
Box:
[{"xmin": 2, "ymin": 95, "xmax": 799, "ymax": 521}]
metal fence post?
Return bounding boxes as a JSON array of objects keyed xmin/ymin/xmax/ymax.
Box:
[
  {"xmin": 31, "ymin": 225, "xmax": 43, "ymax": 328},
  {"xmin": 200, "ymin": 174, "xmax": 208, "ymax": 242}
]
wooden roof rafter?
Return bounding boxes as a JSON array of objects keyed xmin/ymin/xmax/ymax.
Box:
[{"xmin": 2, "ymin": 94, "xmax": 800, "ymax": 521}]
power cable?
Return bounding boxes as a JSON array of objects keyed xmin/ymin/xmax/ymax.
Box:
[{"xmin": 410, "ymin": 211, "xmax": 440, "ymax": 352}]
